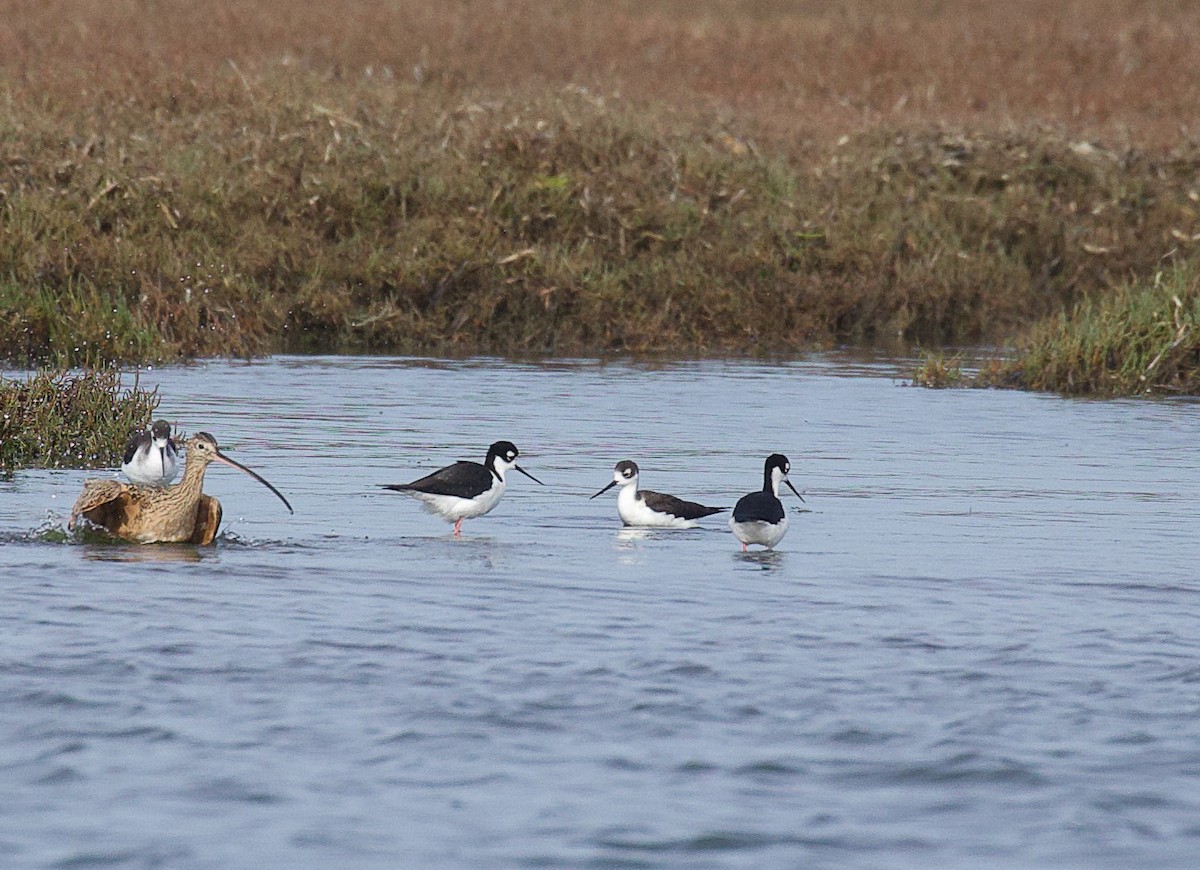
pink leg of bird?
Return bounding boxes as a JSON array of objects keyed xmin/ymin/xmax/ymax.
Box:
[
  {"xmin": 742, "ymin": 542, "xmax": 748, "ymax": 553},
  {"xmin": 453, "ymin": 517, "xmax": 464, "ymax": 536}
]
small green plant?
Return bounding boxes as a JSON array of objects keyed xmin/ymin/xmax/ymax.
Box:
[{"xmin": 0, "ymin": 369, "xmax": 159, "ymax": 472}]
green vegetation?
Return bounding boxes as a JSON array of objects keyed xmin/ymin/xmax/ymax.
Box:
[
  {"xmin": 989, "ymin": 264, "xmax": 1200, "ymax": 396},
  {"xmin": 913, "ymin": 264, "xmax": 1200, "ymax": 395},
  {"xmin": 2, "ymin": 82, "xmax": 1198, "ymax": 364},
  {"xmin": 0, "ymin": 369, "xmax": 159, "ymax": 472},
  {"xmin": 4, "ymin": 1, "xmax": 1200, "ymax": 395},
  {"xmin": 911, "ymin": 353, "xmax": 967, "ymax": 389}
]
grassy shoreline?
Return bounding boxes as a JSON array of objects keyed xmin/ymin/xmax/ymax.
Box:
[
  {"xmin": 3, "ymin": 78, "xmax": 1199, "ymax": 366},
  {"xmin": 914, "ymin": 263, "xmax": 1200, "ymax": 395},
  {"xmin": 5, "ymin": 1, "xmax": 1200, "ymax": 395}
]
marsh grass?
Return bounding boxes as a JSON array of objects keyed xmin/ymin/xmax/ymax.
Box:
[
  {"xmin": 988, "ymin": 263, "xmax": 1200, "ymax": 396},
  {"xmin": 911, "ymin": 353, "xmax": 966, "ymax": 389},
  {"xmin": 3, "ymin": 82, "xmax": 1198, "ymax": 364},
  {"xmin": 0, "ymin": 369, "xmax": 159, "ymax": 471},
  {"xmin": 5, "ymin": 1, "xmax": 1200, "ymax": 374},
  {"xmin": 8, "ymin": 1, "xmax": 1200, "ymax": 147},
  {"xmin": 913, "ymin": 263, "xmax": 1200, "ymax": 395}
]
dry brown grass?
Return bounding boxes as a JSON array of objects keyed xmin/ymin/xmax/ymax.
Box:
[
  {"xmin": 4, "ymin": 1, "xmax": 1200, "ymax": 147},
  {"xmin": 4, "ymin": 1, "xmax": 1200, "ymax": 365}
]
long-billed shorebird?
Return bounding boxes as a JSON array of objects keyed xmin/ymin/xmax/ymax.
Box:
[
  {"xmin": 729, "ymin": 453, "xmax": 803, "ymax": 551},
  {"xmin": 590, "ymin": 460, "xmax": 725, "ymax": 528},
  {"xmin": 380, "ymin": 440, "xmax": 543, "ymax": 535},
  {"xmin": 121, "ymin": 420, "xmax": 179, "ymax": 486},
  {"xmin": 70, "ymin": 432, "xmax": 293, "ymax": 544}
]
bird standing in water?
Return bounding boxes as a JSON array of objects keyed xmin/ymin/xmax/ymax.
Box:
[
  {"xmin": 380, "ymin": 440, "xmax": 543, "ymax": 535},
  {"xmin": 729, "ymin": 453, "xmax": 803, "ymax": 551}
]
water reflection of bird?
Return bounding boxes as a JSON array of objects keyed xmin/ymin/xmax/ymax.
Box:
[
  {"xmin": 590, "ymin": 460, "xmax": 725, "ymax": 528},
  {"xmin": 121, "ymin": 419, "xmax": 179, "ymax": 485},
  {"xmin": 380, "ymin": 440, "xmax": 543, "ymax": 535},
  {"xmin": 70, "ymin": 432, "xmax": 293, "ymax": 544},
  {"xmin": 729, "ymin": 453, "xmax": 803, "ymax": 551}
]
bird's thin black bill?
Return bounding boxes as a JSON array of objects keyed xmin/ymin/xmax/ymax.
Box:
[
  {"xmin": 785, "ymin": 479, "xmax": 805, "ymax": 502},
  {"xmin": 589, "ymin": 479, "xmax": 618, "ymax": 500},
  {"xmin": 515, "ymin": 464, "xmax": 545, "ymax": 486}
]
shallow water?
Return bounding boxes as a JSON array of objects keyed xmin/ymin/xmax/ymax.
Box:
[{"xmin": 2, "ymin": 355, "xmax": 1200, "ymax": 869}]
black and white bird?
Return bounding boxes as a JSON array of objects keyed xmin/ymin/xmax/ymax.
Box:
[
  {"xmin": 120, "ymin": 420, "xmax": 180, "ymax": 486},
  {"xmin": 380, "ymin": 441, "xmax": 543, "ymax": 535},
  {"xmin": 590, "ymin": 460, "xmax": 725, "ymax": 528},
  {"xmin": 729, "ymin": 453, "xmax": 803, "ymax": 551}
]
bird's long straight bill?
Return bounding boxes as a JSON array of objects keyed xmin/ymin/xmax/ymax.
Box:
[
  {"xmin": 785, "ymin": 480, "xmax": 805, "ymax": 502},
  {"xmin": 589, "ymin": 479, "xmax": 618, "ymax": 499},
  {"xmin": 212, "ymin": 451, "xmax": 295, "ymax": 514},
  {"xmin": 515, "ymin": 464, "xmax": 545, "ymax": 485}
]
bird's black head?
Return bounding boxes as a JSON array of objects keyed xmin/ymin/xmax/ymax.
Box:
[
  {"xmin": 488, "ymin": 440, "xmax": 543, "ymax": 485},
  {"xmin": 763, "ymin": 453, "xmax": 802, "ymax": 501},
  {"xmin": 488, "ymin": 441, "xmax": 520, "ymax": 464},
  {"xmin": 615, "ymin": 460, "xmax": 639, "ymax": 479}
]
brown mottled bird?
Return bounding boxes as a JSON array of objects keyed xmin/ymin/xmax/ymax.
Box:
[{"xmin": 70, "ymin": 432, "xmax": 293, "ymax": 544}]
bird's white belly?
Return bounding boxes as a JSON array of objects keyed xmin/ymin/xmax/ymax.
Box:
[
  {"xmin": 123, "ymin": 449, "xmax": 177, "ymax": 486},
  {"xmin": 729, "ymin": 515, "xmax": 788, "ymax": 548},
  {"xmin": 618, "ymin": 488, "xmax": 697, "ymax": 528},
  {"xmin": 412, "ymin": 480, "xmax": 505, "ymax": 521}
]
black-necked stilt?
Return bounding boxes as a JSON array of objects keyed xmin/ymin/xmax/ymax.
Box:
[
  {"xmin": 729, "ymin": 453, "xmax": 803, "ymax": 551},
  {"xmin": 121, "ymin": 419, "xmax": 180, "ymax": 486},
  {"xmin": 590, "ymin": 460, "xmax": 726, "ymax": 528},
  {"xmin": 380, "ymin": 440, "xmax": 544, "ymax": 535}
]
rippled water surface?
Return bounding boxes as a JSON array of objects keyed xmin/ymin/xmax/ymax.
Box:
[{"xmin": 3, "ymin": 355, "xmax": 1200, "ymax": 869}]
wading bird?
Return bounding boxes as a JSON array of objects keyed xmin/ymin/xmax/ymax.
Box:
[
  {"xmin": 70, "ymin": 432, "xmax": 293, "ymax": 544},
  {"xmin": 729, "ymin": 453, "xmax": 803, "ymax": 551},
  {"xmin": 380, "ymin": 440, "xmax": 542, "ymax": 535},
  {"xmin": 590, "ymin": 460, "xmax": 725, "ymax": 528}
]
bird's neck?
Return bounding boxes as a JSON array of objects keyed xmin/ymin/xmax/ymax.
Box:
[
  {"xmin": 617, "ymin": 483, "xmax": 639, "ymax": 507},
  {"xmin": 176, "ymin": 455, "xmax": 210, "ymax": 498}
]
